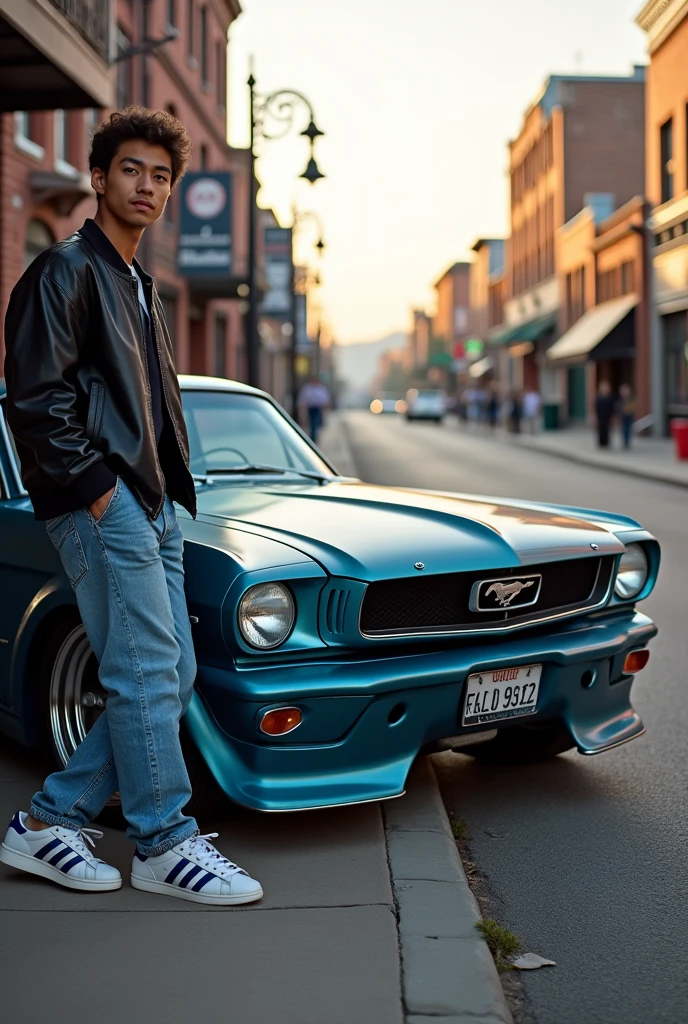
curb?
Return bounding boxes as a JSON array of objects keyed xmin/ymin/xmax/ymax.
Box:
[
  {"xmin": 316, "ymin": 410, "xmax": 358, "ymax": 478},
  {"xmin": 508, "ymin": 435, "xmax": 688, "ymax": 490},
  {"xmin": 383, "ymin": 759, "xmax": 513, "ymax": 1024}
]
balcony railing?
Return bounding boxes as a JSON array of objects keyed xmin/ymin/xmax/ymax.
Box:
[{"xmin": 49, "ymin": 0, "xmax": 110, "ymax": 61}]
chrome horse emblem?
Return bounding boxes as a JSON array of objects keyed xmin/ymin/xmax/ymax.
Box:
[{"xmin": 485, "ymin": 579, "xmax": 535, "ymax": 607}]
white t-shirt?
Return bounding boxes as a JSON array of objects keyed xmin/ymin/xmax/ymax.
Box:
[{"xmin": 128, "ymin": 264, "xmax": 149, "ymax": 321}]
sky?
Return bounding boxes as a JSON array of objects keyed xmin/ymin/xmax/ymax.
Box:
[{"xmin": 228, "ymin": 0, "xmax": 648, "ymax": 345}]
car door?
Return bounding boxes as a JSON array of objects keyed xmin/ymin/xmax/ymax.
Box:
[{"xmin": 0, "ymin": 395, "xmax": 62, "ymax": 711}]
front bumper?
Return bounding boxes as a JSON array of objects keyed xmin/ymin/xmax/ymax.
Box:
[{"xmin": 185, "ymin": 610, "xmax": 657, "ymax": 811}]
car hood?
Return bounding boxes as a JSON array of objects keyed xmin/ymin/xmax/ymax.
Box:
[{"xmin": 192, "ymin": 480, "xmax": 628, "ymax": 581}]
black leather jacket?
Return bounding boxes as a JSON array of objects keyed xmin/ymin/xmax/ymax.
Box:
[{"xmin": 3, "ymin": 219, "xmax": 197, "ymax": 521}]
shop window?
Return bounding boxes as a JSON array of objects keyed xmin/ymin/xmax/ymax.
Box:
[
  {"xmin": 24, "ymin": 220, "xmax": 54, "ymax": 272},
  {"xmin": 214, "ymin": 314, "xmax": 227, "ymax": 378},
  {"xmin": 660, "ymin": 118, "xmax": 674, "ymax": 203},
  {"xmin": 14, "ymin": 111, "xmax": 44, "ymax": 160}
]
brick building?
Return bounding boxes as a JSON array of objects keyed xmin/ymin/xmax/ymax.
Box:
[
  {"xmin": 637, "ymin": 0, "xmax": 688, "ymax": 429},
  {"xmin": 0, "ymin": 0, "xmax": 249, "ymax": 381},
  {"xmin": 492, "ymin": 69, "xmax": 646, "ymax": 405},
  {"xmin": 547, "ymin": 195, "xmax": 652, "ymax": 424}
]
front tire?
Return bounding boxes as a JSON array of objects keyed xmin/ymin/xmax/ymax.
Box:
[
  {"xmin": 458, "ymin": 721, "xmax": 574, "ymax": 764},
  {"xmin": 39, "ymin": 614, "xmax": 220, "ymax": 826}
]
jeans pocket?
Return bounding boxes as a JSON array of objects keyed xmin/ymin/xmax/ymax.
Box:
[
  {"xmin": 46, "ymin": 514, "xmax": 88, "ymax": 589},
  {"xmin": 91, "ymin": 476, "xmax": 123, "ymax": 526}
]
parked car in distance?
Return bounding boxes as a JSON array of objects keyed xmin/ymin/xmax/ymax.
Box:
[
  {"xmin": 406, "ymin": 388, "xmax": 447, "ymax": 422},
  {"xmin": 370, "ymin": 393, "xmax": 406, "ymax": 415},
  {"xmin": 0, "ymin": 376, "xmax": 660, "ymax": 813}
]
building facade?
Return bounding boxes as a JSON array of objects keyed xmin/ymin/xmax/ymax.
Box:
[
  {"xmin": 548, "ymin": 196, "xmax": 652, "ymax": 424},
  {"xmin": 0, "ymin": 0, "xmax": 249, "ymax": 382},
  {"xmin": 494, "ymin": 69, "xmax": 646, "ymax": 403},
  {"xmin": 637, "ymin": 0, "xmax": 688, "ymax": 430}
]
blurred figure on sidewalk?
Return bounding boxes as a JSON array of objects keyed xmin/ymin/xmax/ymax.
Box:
[
  {"xmin": 595, "ymin": 380, "xmax": 616, "ymax": 448},
  {"xmin": 523, "ymin": 387, "xmax": 541, "ymax": 434},
  {"xmin": 486, "ymin": 384, "xmax": 500, "ymax": 431},
  {"xmin": 298, "ymin": 376, "xmax": 331, "ymax": 443},
  {"xmin": 617, "ymin": 384, "xmax": 636, "ymax": 449},
  {"xmin": 508, "ymin": 390, "xmax": 523, "ymax": 434}
]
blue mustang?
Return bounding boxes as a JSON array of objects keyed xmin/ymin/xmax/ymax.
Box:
[{"xmin": 0, "ymin": 375, "xmax": 660, "ymax": 811}]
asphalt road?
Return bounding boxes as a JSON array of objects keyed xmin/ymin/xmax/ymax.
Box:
[{"xmin": 341, "ymin": 410, "xmax": 688, "ymax": 1024}]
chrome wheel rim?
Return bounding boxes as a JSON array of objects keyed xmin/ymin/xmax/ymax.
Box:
[{"xmin": 49, "ymin": 624, "xmax": 120, "ymax": 807}]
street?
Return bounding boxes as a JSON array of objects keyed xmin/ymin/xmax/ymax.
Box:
[{"xmin": 341, "ymin": 410, "xmax": 688, "ymax": 1024}]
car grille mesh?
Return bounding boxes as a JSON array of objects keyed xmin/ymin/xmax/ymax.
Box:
[{"xmin": 359, "ymin": 556, "xmax": 614, "ymax": 635}]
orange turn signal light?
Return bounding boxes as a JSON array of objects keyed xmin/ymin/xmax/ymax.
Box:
[
  {"xmin": 623, "ymin": 649, "xmax": 650, "ymax": 674},
  {"xmin": 260, "ymin": 707, "xmax": 302, "ymax": 736}
]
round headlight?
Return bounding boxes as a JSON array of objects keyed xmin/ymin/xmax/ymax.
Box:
[
  {"xmin": 238, "ymin": 583, "xmax": 295, "ymax": 649},
  {"xmin": 614, "ymin": 544, "xmax": 649, "ymax": 600}
]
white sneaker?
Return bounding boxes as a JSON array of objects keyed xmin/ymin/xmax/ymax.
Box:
[
  {"xmin": 130, "ymin": 831, "xmax": 263, "ymax": 905},
  {"xmin": 0, "ymin": 811, "xmax": 122, "ymax": 892}
]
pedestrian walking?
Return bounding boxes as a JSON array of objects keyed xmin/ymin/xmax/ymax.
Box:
[
  {"xmin": 486, "ymin": 385, "xmax": 500, "ymax": 430},
  {"xmin": 1, "ymin": 107, "xmax": 262, "ymax": 906},
  {"xmin": 595, "ymin": 380, "xmax": 616, "ymax": 449},
  {"xmin": 618, "ymin": 383, "xmax": 636, "ymax": 449},
  {"xmin": 523, "ymin": 388, "xmax": 541, "ymax": 434},
  {"xmin": 298, "ymin": 376, "xmax": 331, "ymax": 443},
  {"xmin": 508, "ymin": 390, "xmax": 523, "ymax": 434}
]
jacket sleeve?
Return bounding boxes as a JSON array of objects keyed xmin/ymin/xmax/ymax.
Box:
[{"xmin": 3, "ymin": 270, "xmax": 117, "ymax": 505}]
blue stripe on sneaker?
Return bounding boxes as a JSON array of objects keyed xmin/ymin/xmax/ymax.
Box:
[
  {"xmin": 59, "ymin": 854, "xmax": 84, "ymax": 874},
  {"xmin": 178, "ymin": 865, "xmax": 203, "ymax": 888},
  {"xmin": 165, "ymin": 857, "xmax": 191, "ymax": 884},
  {"xmin": 34, "ymin": 838, "xmax": 63, "ymax": 860},
  {"xmin": 9, "ymin": 813, "xmax": 27, "ymax": 835},
  {"xmin": 47, "ymin": 845, "xmax": 71, "ymax": 866},
  {"xmin": 191, "ymin": 871, "xmax": 217, "ymax": 892}
]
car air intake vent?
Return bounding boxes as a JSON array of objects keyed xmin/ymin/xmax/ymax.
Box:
[
  {"xmin": 326, "ymin": 588, "xmax": 350, "ymax": 635},
  {"xmin": 359, "ymin": 556, "xmax": 614, "ymax": 636}
]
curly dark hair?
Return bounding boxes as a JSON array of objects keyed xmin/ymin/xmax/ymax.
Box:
[{"xmin": 89, "ymin": 106, "xmax": 192, "ymax": 189}]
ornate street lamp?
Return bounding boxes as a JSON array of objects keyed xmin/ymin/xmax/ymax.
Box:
[{"xmin": 246, "ymin": 70, "xmax": 325, "ymax": 391}]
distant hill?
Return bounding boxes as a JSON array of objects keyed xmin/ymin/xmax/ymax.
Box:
[{"xmin": 335, "ymin": 332, "xmax": 406, "ymax": 393}]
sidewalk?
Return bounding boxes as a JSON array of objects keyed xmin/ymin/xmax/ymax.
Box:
[{"xmin": 506, "ymin": 425, "xmax": 688, "ymax": 489}]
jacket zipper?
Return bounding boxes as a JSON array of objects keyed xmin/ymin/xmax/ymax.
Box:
[{"xmin": 132, "ymin": 280, "xmax": 165, "ymax": 519}]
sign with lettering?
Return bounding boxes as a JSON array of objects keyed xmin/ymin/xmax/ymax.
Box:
[{"xmin": 178, "ymin": 173, "xmax": 232, "ymax": 276}]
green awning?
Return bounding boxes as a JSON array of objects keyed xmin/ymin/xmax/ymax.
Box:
[{"xmin": 489, "ymin": 312, "xmax": 557, "ymax": 346}]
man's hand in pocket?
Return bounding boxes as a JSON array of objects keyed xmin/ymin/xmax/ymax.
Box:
[{"xmin": 89, "ymin": 485, "xmax": 116, "ymax": 522}]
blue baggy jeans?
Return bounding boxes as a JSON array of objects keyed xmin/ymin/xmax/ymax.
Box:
[{"xmin": 30, "ymin": 477, "xmax": 199, "ymax": 855}]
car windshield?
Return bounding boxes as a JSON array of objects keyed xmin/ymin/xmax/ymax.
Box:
[{"xmin": 181, "ymin": 389, "xmax": 333, "ymax": 479}]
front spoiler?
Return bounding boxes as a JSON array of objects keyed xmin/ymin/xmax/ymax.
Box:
[{"xmin": 185, "ymin": 610, "xmax": 657, "ymax": 811}]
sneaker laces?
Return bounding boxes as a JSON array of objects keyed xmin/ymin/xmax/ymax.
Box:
[
  {"xmin": 63, "ymin": 826, "xmax": 104, "ymax": 864},
  {"xmin": 186, "ymin": 833, "xmax": 246, "ymax": 880}
]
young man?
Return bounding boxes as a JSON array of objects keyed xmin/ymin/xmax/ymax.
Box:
[{"xmin": 1, "ymin": 107, "xmax": 262, "ymax": 906}]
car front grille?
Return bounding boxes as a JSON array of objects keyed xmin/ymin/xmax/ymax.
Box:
[{"xmin": 359, "ymin": 556, "xmax": 615, "ymax": 636}]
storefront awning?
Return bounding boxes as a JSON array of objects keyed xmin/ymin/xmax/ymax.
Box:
[
  {"xmin": 489, "ymin": 311, "xmax": 557, "ymax": 346},
  {"xmin": 547, "ymin": 295, "xmax": 637, "ymax": 363},
  {"xmin": 469, "ymin": 356, "xmax": 494, "ymax": 378}
]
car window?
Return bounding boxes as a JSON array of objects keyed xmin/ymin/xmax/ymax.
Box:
[{"xmin": 180, "ymin": 390, "xmax": 332, "ymax": 475}]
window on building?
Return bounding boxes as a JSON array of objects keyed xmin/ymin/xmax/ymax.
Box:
[
  {"xmin": 214, "ymin": 314, "xmax": 227, "ymax": 377},
  {"xmin": 14, "ymin": 111, "xmax": 44, "ymax": 159},
  {"xmin": 116, "ymin": 28, "xmax": 133, "ymax": 108},
  {"xmin": 167, "ymin": 0, "xmax": 176, "ymax": 27},
  {"xmin": 24, "ymin": 219, "xmax": 54, "ymax": 272},
  {"xmin": 199, "ymin": 143, "xmax": 208, "ymax": 169},
  {"xmin": 54, "ymin": 109, "xmax": 71, "ymax": 167},
  {"xmin": 216, "ymin": 40, "xmax": 226, "ymax": 109},
  {"xmin": 200, "ymin": 6, "xmax": 209, "ymax": 85},
  {"xmin": 660, "ymin": 117, "xmax": 674, "ymax": 203},
  {"xmin": 621, "ymin": 261, "xmax": 635, "ymax": 295},
  {"xmin": 187, "ymin": 0, "xmax": 195, "ymax": 60}
]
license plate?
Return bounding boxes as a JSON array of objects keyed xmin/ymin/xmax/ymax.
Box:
[{"xmin": 462, "ymin": 663, "xmax": 542, "ymax": 727}]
